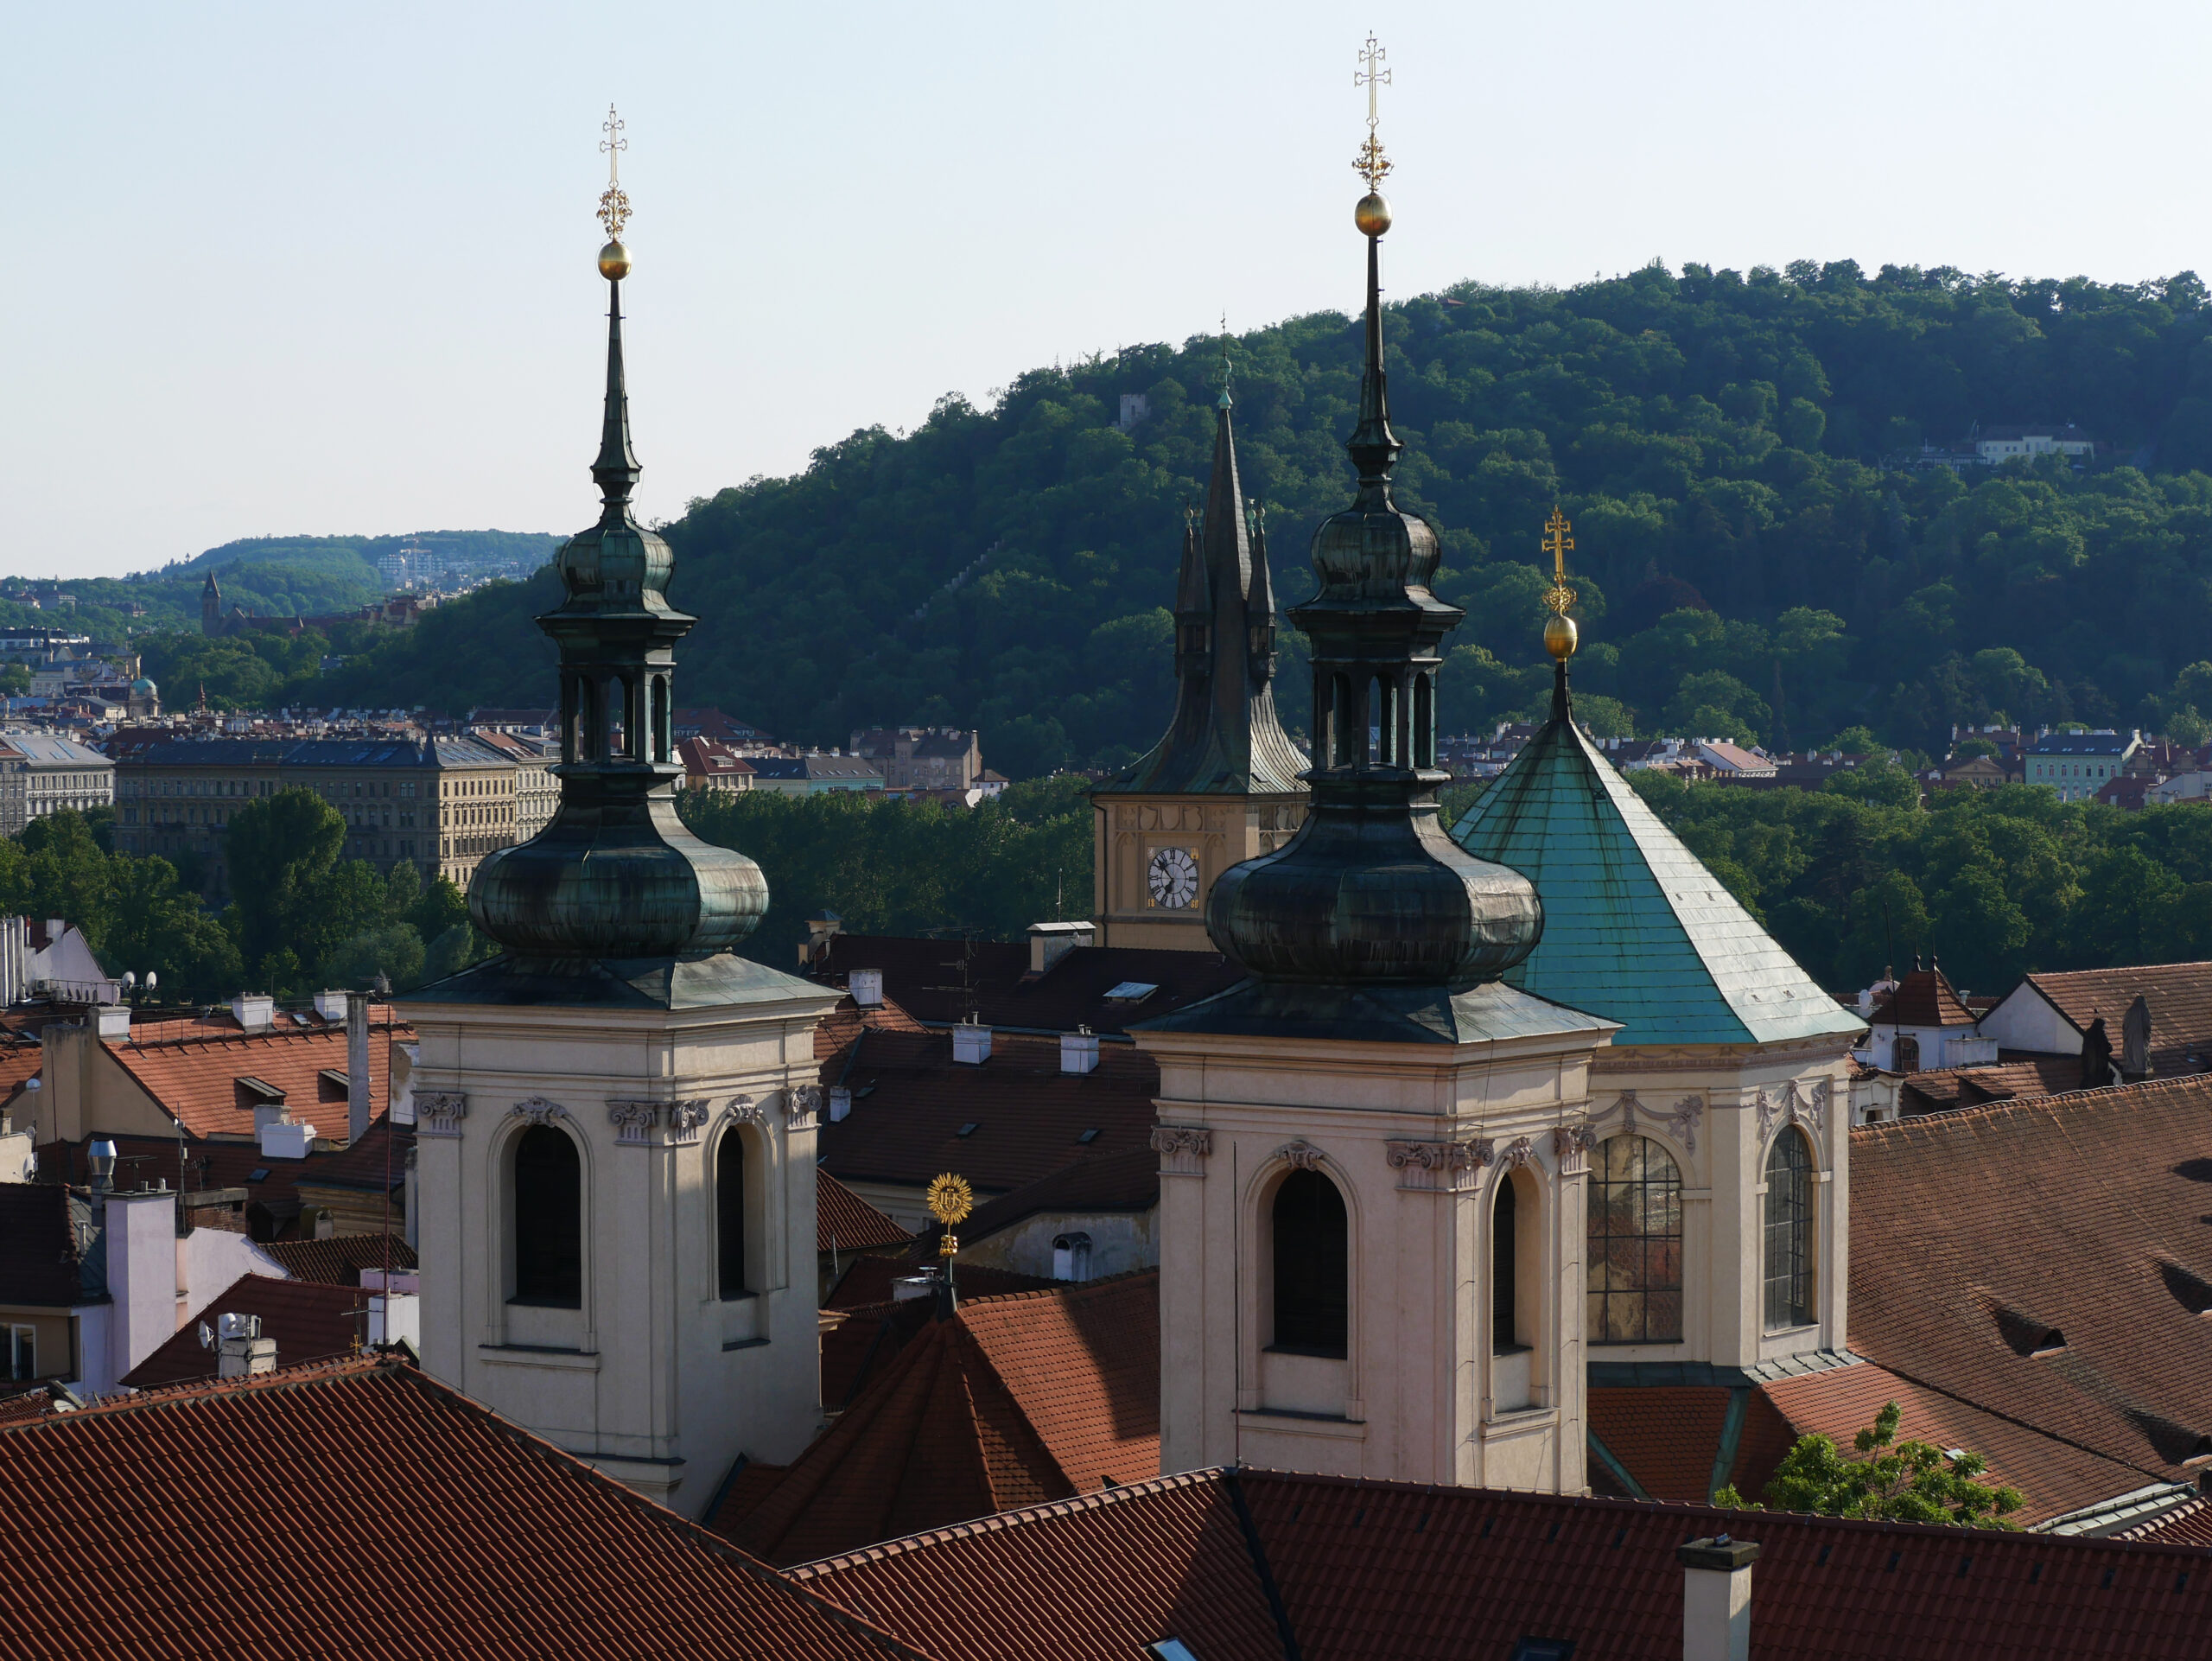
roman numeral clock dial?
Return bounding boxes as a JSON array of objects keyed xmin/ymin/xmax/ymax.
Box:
[{"xmin": 1147, "ymin": 846, "xmax": 1199, "ymax": 909}]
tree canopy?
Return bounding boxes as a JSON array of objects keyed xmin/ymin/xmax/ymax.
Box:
[
  {"xmin": 1716, "ymin": 1399, "xmax": 2024, "ymax": 1529},
  {"xmin": 311, "ymin": 260, "xmax": 2212, "ymax": 773}
]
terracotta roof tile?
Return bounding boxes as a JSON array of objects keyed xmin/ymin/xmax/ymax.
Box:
[
  {"xmin": 2012, "ymin": 964, "xmax": 2212, "ymax": 1072},
  {"xmin": 799, "ymin": 1467, "xmax": 2212, "ymax": 1661},
  {"xmin": 258, "ymin": 1233, "xmax": 417, "ymax": 1285},
  {"xmin": 816, "ymin": 1028, "xmax": 1160, "ymax": 1198},
  {"xmin": 103, "ymin": 1020, "xmax": 408, "ymax": 1138},
  {"xmin": 1761, "ymin": 1360, "xmax": 2162, "ymax": 1526},
  {"xmin": 791, "ymin": 1471, "xmax": 1283, "ymax": 1661},
  {"xmin": 1586, "ymin": 1385, "xmax": 1735, "ymax": 1501},
  {"xmin": 815, "ymin": 991, "xmax": 931, "ymax": 1060},
  {"xmin": 819, "ymin": 1173, "xmax": 912, "ymax": 1256},
  {"xmin": 719, "ymin": 1274, "xmax": 1159, "ymax": 1568},
  {"xmin": 2120, "ymin": 1496, "xmax": 2212, "ymax": 1546},
  {"xmin": 1897, "ymin": 1056, "xmax": 2082, "ymax": 1115},
  {"xmin": 123, "ymin": 1273, "xmax": 370, "ymax": 1387},
  {"xmin": 0, "ymin": 1355, "xmax": 929, "ymax": 1658},
  {"xmin": 1871, "ymin": 966, "xmax": 1978, "ymax": 1028},
  {"xmin": 824, "ymin": 1257, "xmax": 1055, "ymax": 1314},
  {"xmin": 1850, "ymin": 1077, "xmax": 2212, "ymax": 1497}
]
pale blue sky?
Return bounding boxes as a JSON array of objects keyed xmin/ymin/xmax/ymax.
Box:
[{"xmin": 10, "ymin": 1, "xmax": 2210, "ymax": 576}]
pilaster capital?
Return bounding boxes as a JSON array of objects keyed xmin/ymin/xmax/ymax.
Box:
[
  {"xmin": 1386, "ymin": 1137, "xmax": 1488, "ymax": 1193},
  {"xmin": 417, "ymin": 1091, "xmax": 467, "ymax": 1139},
  {"xmin": 1151, "ymin": 1124, "xmax": 1212, "ymax": 1176}
]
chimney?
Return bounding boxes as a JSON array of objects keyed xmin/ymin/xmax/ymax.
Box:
[
  {"xmin": 94, "ymin": 1005, "xmax": 131, "ymax": 1042},
  {"xmin": 849, "ymin": 968, "xmax": 884, "ymax": 1008},
  {"xmin": 1678, "ymin": 1536, "xmax": 1759, "ymax": 1661},
  {"xmin": 215, "ymin": 1312, "xmax": 276, "ymax": 1378},
  {"xmin": 952, "ymin": 1023, "xmax": 992, "ymax": 1066},
  {"xmin": 346, "ymin": 991, "xmax": 371, "ymax": 1142},
  {"xmin": 1061, "ymin": 1028, "xmax": 1101, "ymax": 1075},
  {"xmin": 258, "ymin": 1115, "xmax": 315, "ymax": 1160},
  {"xmin": 313, "ymin": 990, "xmax": 347, "ymax": 1021},
  {"xmin": 86, "ymin": 1136, "xmax": 115, "ymax": 1194},
  {"xmin": 1027, "ymin": 920, "xmax": 1096, "ymax": 975},
  {"xmin": 829, "ymin": 1086, "xmax": 852, "ymax": 1122},
  {"xmin": 230, "ymin": 994, "xmax": 274, "ymax": 1033}
]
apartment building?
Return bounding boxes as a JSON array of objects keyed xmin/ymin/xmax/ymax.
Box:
[
  {"xmin": 468, "ymin": 728, "xmax": 558, "ymax": 842},
  {"xmin": 113, "ymin": 735, "xmax": 520, "ymax": 899},
  {"xmin": 0, "ymin": 734, "xmax": 115, "ymax": 834}
]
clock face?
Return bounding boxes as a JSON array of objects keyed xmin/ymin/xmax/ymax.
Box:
[{"xmin": 1147, "ymin": 845, "xmax": 1200, "ymax": 909}]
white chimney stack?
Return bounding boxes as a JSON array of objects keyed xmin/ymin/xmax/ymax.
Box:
[
  {"xmin": 346, "ymin": 990, "xmax": 371, "ymax": 1142},
  {"xmin": 258, "ymin": 1116, "xmax": 315, "ymax": 1160},
  {"xmin": 1061, "ymin": 1028, "xmax": 1101, "ymax": 1075},
  {"xmin": 313, "ymin": 990, "xmax": 347, "ymax": 1022},
  {"xmin": 849, "ymin": 968, "xmax": 884, "ymax": 1008},
  {"xmin": 1678, "ymin": 1536, "xmax": 1759, "ymax": 1661},
  {"xmin": 230, "ymin": 994, "xmax": 274, "ymax": 1033},
  {"xmin": 829, "ymin": 1086, "xmax": 852, "ymax": 1123},
  {"xmin": 94, "ymin": 1006, "xmax": 131, "ymax": 1041},
  {"xmin": 952, "ymin": 1023, "xmax": 992, "ymax": 1066}
]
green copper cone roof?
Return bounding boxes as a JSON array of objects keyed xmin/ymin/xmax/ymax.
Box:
[{"xmin": 1451, "ymin": 686, "xmax": 1863, "ymax": 1049}]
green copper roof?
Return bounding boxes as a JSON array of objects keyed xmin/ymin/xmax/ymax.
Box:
[{"xmin": 1451, "ymin": 692, "xmax": 1863, "ymax": 1049}]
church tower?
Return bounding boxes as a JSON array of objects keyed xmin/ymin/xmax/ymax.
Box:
[
  {"xmin": 1452, "ymin": 523, "xmax": 1864, "ymax": 1390},
  {"xmin": 405, "ymin": 117, "xmax": 841, "ymax": 1517},
  {"xmin": 1135, "ymin": 49, "xmax": 1617, "ymax": 1496},
  {"xmin": 1090, "ymin": 350, "xmax": 1309, "ymax": 949},
  {"xmin": 200, "ymin": 574, "xmax": 222, "ymax": 637}
]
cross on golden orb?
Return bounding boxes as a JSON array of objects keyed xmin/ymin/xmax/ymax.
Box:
[
  {"xmin": 597, "ymin": 103, "xmax": 632, "ymax": 242},
  {"xmin": 1541, "ymin": 506, "xmax": 1577, "ymax": 616},
  {"xmin": 1352, "ymin": 34, "xmax": 1393, "ymax": 191}
]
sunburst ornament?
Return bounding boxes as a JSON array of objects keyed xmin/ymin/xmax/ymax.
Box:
[{"xmin": 926, "ymin": 1173, "xmax": 973, "ymax": 1227}]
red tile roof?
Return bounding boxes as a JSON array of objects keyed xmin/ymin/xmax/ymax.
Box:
[
  {"xmin": 791, "ymin": 1471, "xmax": 1284, "ymax": 1661},
  {"xmin": 925, "ymin": 1146, "xmax": 1160, "ymax": 1255},
  {"xmin": 819, "ymin": 1172, "xmax": 912, "ymax": 1256},
  {"xmin": 122, "ymin": 1274, "xmax": 369, "ymax": 1387},
  {"xmin": 1587, "ymin": 1386, "xmax": 1735, "ymax": 1501},
  {"xmin": 259, "ymin": 1233, "xmax": 418, "ymax": 1285},
  {"xmin": 1870, "ymin": 965, "xmax": 1978, "ymax": 1028},
  {"xmin": 798, "ymin": 1467, "xmax": 2212, "ymax": 1661},
  {"xmin": 812, "ymin": 935, "xmax": 1243, "ymax": 1037},
  {"xmin": 2122, "ymin": 1496, "xmax": 2212, "ymax": 1546},
  {"xmin": 824, "ymin": 1257, "xmax": 1055, "ymax": 1314},
  {"xmin": 103, "ymin": 1018, "xmax": 407, "ymax": 1138},
  {"xmin": 815, "ymin": 990, "xmax": 931, "ymax": 1059},
  {"xmin": 816, "ymin": 1028, "xmax": 1160, "ymax": 1199},
  {"xmin": 1762, "ymin": 1359, "xmax": 2163, "ymax": 1526},
  {"xmin": 1896, "ymin": 1056, "xmax": 2082, "ymax": 1116},
  {"xmin": 1849, "ymin": 1076, "xmax": 2212, "ymax": 1499},
  {"xmin": 0, "ymin": 1355, "xmax": 928, "ymax": 1658},
  {"xmin": 717, "ymin": 1273, "xmax": 1160, "ymax": 1568},
  {"xmin": 2008, "ymin": 964, "xmax": 2212, "ymax": 1073}
]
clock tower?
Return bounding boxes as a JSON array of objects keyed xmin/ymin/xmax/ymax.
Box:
[{"xmin": 1091, "ymin": 372, "xmax": 1309, "ymax": 950}]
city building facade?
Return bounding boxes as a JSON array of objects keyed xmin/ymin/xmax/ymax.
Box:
[{"xmin": 0, "ymin": 735, "xmax": 114, "ymax": 834}]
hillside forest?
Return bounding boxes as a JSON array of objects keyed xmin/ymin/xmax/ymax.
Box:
[{"xmin": 295, "ymin": 258, "xmax": 2212, "ymax": 775}]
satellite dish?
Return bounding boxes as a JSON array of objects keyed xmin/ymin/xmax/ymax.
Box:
[{"xmin": 196, "ymin": 1321, "xmax": 213, "ymax": 1351}]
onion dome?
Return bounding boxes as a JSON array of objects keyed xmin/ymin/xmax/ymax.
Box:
[
  {"xmin": 467, "ymin": 220, "xmax": 768, "ymax": 962},
  {"xmin": 1204, "ymin": 188, "xmax": 1541, "ymax": 987}
]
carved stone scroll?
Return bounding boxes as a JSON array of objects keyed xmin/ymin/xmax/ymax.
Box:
[
  {"xmin": 1386, "ymin": 1138, "xmax": 1489, "ymax": 1193},
  {"xmin": 607, "ymin": 1099, "xmax": 658, "ymax": 1146},
  {"xmin": 1151, "ymin": 1125, "xmax": 1212, "ymax": 1177},
  {"xmin": 417, "ymin": 1091, "xmax": 467, "ymax": 1139},
  {"xmin": 666, "ymin": 1099, "xmax": 710, "ymax": 1147},
  {"xmin": 510, "ymin": 1097, "xmax": 566, "ymax": 1128},
  {"xmin": 1274, "ymin": 1139, "xmax": 1326, "ymax": 1173},
  {"xmin": 1495, "ymin": 1136, "xmax": 1535, "ymax": 1171},
  {"xmin": 1550, "ymin": 1122, "xmax": 1597, "ymax": 1174},
  {"xmin": 785, "ymin": 1085, "xmax": 823, "ymax": 1130}
]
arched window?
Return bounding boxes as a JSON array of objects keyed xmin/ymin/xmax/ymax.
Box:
[
  {"xmin": 1587, "ymin": 1135, "xmax": 1684, "ymax": 1343},
  {"xmin": 1892, "ymin": 1033, "xmax": 1921, "ymax": 1072},
  {"xmin": 1764, "ymin": 1129, "xmax": 1815, "ymax": 1330},
  {"xmin": 512, "ymin": 1126, "xmax": 582, "ymax": 1308},
  {"xmin": 1052, "ymin": 1231, "xmax": 1093, "ymax": 1282},
  {"xmin": 716, "ymin": 1127, "xmax": 747, "ymax": 1300},
  {"xmin": 1370, "ymin": 675, "xmax": 1395, "ymax": 766},
  {"xmin": 1331, "ymin": 674, "xmax": 1355, "ymax": 767},
  {"xmin": 1492, "ymin": 1174, "xmax": 1520, "ymax": 1353},
  {"xmin": 1414, "ymin": 671, "xmax": 1435, "ymax": 768},
  {"xmin": 1271, "ymin": 1168, "xmax": 1348, "ymax": 1358}
]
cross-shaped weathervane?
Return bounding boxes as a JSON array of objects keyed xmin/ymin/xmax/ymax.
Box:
[
  {"xmin": 598, "ymin": 103, "xmax": 632, "ymax": 242},
  {"xmin": 1352, "ymin": 35, "xmax": 1393, "ymax": 192},
  {"xmin": 1542, "ymin": 507, "xmax": 1577, "ymax": 616}
]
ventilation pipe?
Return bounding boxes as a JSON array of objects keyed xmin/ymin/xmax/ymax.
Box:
[{"xmin": 346, "ymin": 991, "xmax": 371, "ymax": 1142}]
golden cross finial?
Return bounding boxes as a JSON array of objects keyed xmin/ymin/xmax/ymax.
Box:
[
  {"xmin": 1541, "ymin": 507, "xmax": 1576, "ymax": 616},
  {"xmin": 597, "ymin": 104, "xmax": 632, "ymax": 242},
  {"xmin": 1353, "ymin": 34, "xmax": 1393, "ymax": 192}
]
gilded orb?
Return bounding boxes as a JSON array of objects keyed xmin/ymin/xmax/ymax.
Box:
[
  {"xmin": 1543, "ymin": 612, "xmax": 1580, "ymax": 662},
  {"xmin": 1354, "ymin": 191, "xmax": 1393, "ymax": 238},
  {"xmin": 598, "ymin": 239, "xmax": 632, "ymax": 281}
]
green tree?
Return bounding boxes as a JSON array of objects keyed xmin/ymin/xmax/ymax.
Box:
[
  {"xmin": 226, "ymin": 788, "xmax": 346, "ymax": 973},
  {"xmin": 1716, "ymin": 1400, "xmax": 2023, "ymax": 1528},
  {"xmin": 103, "ymin": 856, "xmax": 243, "ymax": 1004}
]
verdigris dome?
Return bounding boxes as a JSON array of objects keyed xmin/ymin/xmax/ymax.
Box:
[
  {"xmin": 467, "ymin": 245, "xmax": 767, "ymax": 962},
  {"xmin": 1204, "ymin": 195, "xmax": 1541, "ymax": 990}
]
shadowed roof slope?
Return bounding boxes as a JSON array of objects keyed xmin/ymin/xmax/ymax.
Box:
[
  {"xmin": 0, "ymin": 1356, "xmax": 927, "ymax": 1659},
  {"xmin": 2005, "ymin": 964, "xmax": 2212, "ymax": 1072},
  {"xmin": 818, "ymin": 1173, "xmax": 912, "ymax": 1256},
  {"xmin": 717, "ymin": 1274, "xmax": 1160, "ymax": 1568},
  {"xmin": 797, "ymin": 1467, "xmax": 2212, "ymax": 1661},
  {"xmin": 1850, "ymin": 1075, "xmax": 2212, "ymax": 1492},
  {"xmin": 123, "ymin": 1275, "xmax": 372, "ymax": 1387},
  {"xmin": 1452, "ymin": 709, "xmax": 1864, "ymax": 1047},
  {"xmin": 259, "ymin": 1233, "xmax": 417, "ymax": 1285}
]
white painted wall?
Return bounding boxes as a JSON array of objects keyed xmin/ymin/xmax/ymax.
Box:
[{"xmin": 1977, "ymin": 983, "xmax": 2082, "ymax": 1056}]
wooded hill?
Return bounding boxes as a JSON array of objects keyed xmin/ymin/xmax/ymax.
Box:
[{"xmin": 317, "ymin": 260, "xmax": 2212, "ymax": 772}]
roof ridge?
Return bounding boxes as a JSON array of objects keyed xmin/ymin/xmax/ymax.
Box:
[
  {"xmin": 954, "ymin": 1265, "xmax": 1160, "ymax": 1312},
  {"xmin": 785, "ymin": 1466, "xmax": 1230, "ymax": 1578},
  {"xmin": 1853, "ymin": 1070, "xmax": 2194, "ymax": 1138}
]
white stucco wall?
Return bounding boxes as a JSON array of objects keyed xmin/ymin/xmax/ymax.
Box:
[{"xmin": 1976, "ymin": 983, "xmax": 2082, "ymax": 1056}]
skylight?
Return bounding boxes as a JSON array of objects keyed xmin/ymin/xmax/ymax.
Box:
[
  {"xmin": 1103, "ymin": 981, "xmax": 1159, "ymax": 1002},
  {"xmin": 1146, "ymin": 1642, "xmax": 1200, "ymax": 1661}
]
